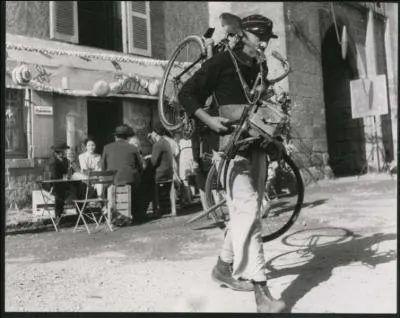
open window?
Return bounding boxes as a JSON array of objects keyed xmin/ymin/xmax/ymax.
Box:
[
  {"xmin": 77, "ymin": 1, "xmax": 123, "ymax": 51},
  {"xmin": 49, "ymin": 1, "xmax": 152, "ymax": 55}
]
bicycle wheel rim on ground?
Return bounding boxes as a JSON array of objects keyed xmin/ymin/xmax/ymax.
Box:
[
  {"xmin": 158, "ymin": 35, "xmax": 206, "ymax": 131},
  {"xmin": 204, "ymin": 153, "xmax": 304, "ymax": 242},
  {"xmin": 204, "ymin": 164, "xmax": 228, "ymax": 228}
]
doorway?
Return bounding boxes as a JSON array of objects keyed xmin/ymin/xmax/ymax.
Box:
[
  {"xmin": 87, "ymin": 99, "xmax": 123, "ymax": 155},
  {"xmin": 321, "ymin": 26, "xmax": 366, "ymax": 176}
]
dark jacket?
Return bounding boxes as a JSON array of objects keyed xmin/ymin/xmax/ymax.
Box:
[
  {"xmin": 178, "ymin": 49, "xmax": 266, "ymax": 117},
  {"xmin": 101, "ymin": 140, "xmax": 143, "ymax": 186},
  {"xmin": 49, "ymin": 154, "xmax": 69, "ymax": 180},
  {"xmin": 151, "ymin": 137, "xmax": 174, "ymax": 182},
  {"xmin": 178, "ymin": 49, "xmax": 268, "ymax": 159}
]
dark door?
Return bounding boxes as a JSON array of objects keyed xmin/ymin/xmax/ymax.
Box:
[
  {"xmin": 87, "ymin": 99, "xmax": 123, "ymax": 155},
  {"xmin": 322, "ymin": 26, "xmax": 366, "ymax": 176}
]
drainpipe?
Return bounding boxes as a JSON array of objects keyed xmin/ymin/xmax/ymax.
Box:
[
  {"xmin": 66, "ymin": 112, "xmax": 79, "ymax": 162},
  {"xmin": 24, "ymin": 88, "xmax": 33, "ymax": 159},
  {"xmin": 383, "ymin": 15, "xmax": 398, "ymax": 162}
]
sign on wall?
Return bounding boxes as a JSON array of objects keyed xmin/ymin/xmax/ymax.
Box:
[
  {"xmin": 350, "ymin": 75, "xmax": 389, "ymax": 118},
  {"xmin": 34, "ymin": 105, "xmax": 53, "ymax": 116}
]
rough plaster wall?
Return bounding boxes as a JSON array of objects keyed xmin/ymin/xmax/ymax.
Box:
[
  {"xmin": 385, "ymin": 3, "xmax": 398, "ymax": 160},
  {"xmin": 6, "ymin": 1, "xmax": 50, "ymax": 39},
  {"xmin": 150, "ymin": 1, "xmax": 167, "ymax": 60},
  {"xmin": 53, "ymin": 96, "xmax": 87, "ymax": 152},
  {"xmin": 31, "ymin": 91, "xmax": 54, "ymax": 158},
  {"xmin": 163, "ymin": 1, "xmax": 209, "ymax": 59},
  {"xmin": 5, "ymin": 159, "xmax": 51, "ymax": 209},
  {"xmin": 283, "ymin": 2, "xmax": 329, "ymax": 168},
  {"xmin": 123, "ymin": 99, "xmax": 156, "ymax": 155},
  {"xmin": 374, "ymin": 17, "xmax": 394, "ymax": 161},
  {"xmin": 386, "ymin": 4, "xmax": 398, "ymax": 97}
]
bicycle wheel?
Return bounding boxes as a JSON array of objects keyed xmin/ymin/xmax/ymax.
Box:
[
  {"xmin": 158, "ymin": 35, "xmax": 207, "ymax": 131},
  {"xmin": 204, "ymin": 164, "xmax": 228, "ymax": 228},
  {"xmin": 204, "ymin": 153, "xmax": 304, "ymax": 242}
]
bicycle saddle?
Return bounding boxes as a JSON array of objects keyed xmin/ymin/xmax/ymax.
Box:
[{"xmin": 219, "ymin": 12, "xmax": 243, "ymax": 36}]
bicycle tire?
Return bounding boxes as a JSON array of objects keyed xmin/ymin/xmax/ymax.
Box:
[
  {"xmin": 204, "ymin": 164, "xmax": 227, "ymax": 227},
  {"xmin": 158, "ymin": 35, "xmax": 206, "ymax": 131},
  {"xmin": 204, "ymin": 153, "xmax": 304, "ymax": 242}
]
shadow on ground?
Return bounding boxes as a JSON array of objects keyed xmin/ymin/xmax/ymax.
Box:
[
  {"xmin": 270, "ymin": 199, "xmax": 328, "ymax": 218},
  {"xmin": 265, "ymin": 228, "xmax": 397, "ymax": 312}
]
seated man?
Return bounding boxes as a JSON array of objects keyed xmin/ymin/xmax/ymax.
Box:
[{"xmin": 48, "ymin": 142, "xmax": 80, "ymax": 222}]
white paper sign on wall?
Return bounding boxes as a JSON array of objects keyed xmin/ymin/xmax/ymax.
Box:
[
  {"xmin": 350, "ymin": 74, "xmax": 389, "ymax": 119},
  {"xmin": 34, "ymin": 105, "xmax": 53, "ymax": 116}
]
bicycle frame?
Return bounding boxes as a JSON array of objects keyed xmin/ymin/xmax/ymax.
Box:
[{"xmin": 205, "ymin": 36, "xmax": 291, "ymax": 192}]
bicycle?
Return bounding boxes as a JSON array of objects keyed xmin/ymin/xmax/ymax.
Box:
[{"xmin": 158, "ymin": 24, "xmax": 304, "ymax": 242}]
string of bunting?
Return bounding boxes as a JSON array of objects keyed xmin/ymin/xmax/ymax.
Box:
[
  {"xmin": 7, "ymin": 65, "xmax": 95, "ymax": 96},
  {"xmin": 6, "ymin": 42, "xmax": 190, "ymax": 69},
  {"xmin": 8, "ymin": 64, "xmax": 161, "ymax": 97},
  {"xmin": 5, "ymin": 42, "xmax": 198, "ymax": 97}
]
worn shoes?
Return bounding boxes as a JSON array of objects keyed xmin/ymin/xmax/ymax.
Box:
[
  {"xmin": 211, "ymin": 257, "xmax": 254, "ymax": 292},
  {"xmin": 212, "ymin": 258, "xmax": 286, "ymax": 312},
  {"xmin": 253, "ymin": 281, "xmax": 286, "ymax": 313}
]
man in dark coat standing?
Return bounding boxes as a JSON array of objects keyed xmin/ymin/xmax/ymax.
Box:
[{"xmin": 101, "ymin": 124, "xmax": 144, "ymax": 222}]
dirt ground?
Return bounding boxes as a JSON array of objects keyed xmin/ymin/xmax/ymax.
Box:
[{"xmin": 4, "ymin": 174, "xmax": 397, "ymax": 313}]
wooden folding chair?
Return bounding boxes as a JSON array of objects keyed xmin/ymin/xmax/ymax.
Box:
[{"xmin": 73, "ymin": 170, "xmax": 116, "ymax": 235}]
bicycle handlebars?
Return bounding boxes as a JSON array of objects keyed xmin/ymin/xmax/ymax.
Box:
[
  {"xmin": 268, "ymin": 51, "xmax": 291, "ymax": 85},
  {"xmin": 203, "ymin": 34, "xmax": 290, "ymax": 86}
]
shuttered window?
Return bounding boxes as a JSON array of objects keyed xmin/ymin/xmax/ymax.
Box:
[
  {"xmin": 49, "ymin": 1, "xmax": 79, "ymax": 43},
  {"xmin": 125, "ymin": 1, "xmax": 152, "ymax": 56}
]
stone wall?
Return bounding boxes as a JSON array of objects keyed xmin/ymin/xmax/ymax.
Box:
[
  {"xmin": 282, "ymin": 2, "xmax": 396, "ymax": 178},
  {"xmin": 283, "ymin": 2, "xmax": 330, "ymax": 176},
  {"xmin": 123, "ymin": 99, "xmax": 156, "ymax": 155},
  {"xmin": 162, "ymin": 1, "xmax": 209, "ymax": 59},
  {"xmin": 6, "ymin": 1, "xmax": 50, "ymax": 39},
  {"xmin": 5, "ymin": 158, "xmax": 52, "ymax": 210},
  {"xmin": 53, "ymin": 95, "xmax": 88, "ymax": 152}
]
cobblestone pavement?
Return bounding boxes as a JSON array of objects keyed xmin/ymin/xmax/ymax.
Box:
[{"xmin": 5, "ymin": 174, "xmax": 397, "ymax": 313}]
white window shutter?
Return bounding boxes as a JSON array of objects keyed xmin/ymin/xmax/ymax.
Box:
[
  {"xmin": 126, "ymin": 1, "xmax": 152, "ymax": 56},
  {"xmin": 49, "ymin": 1, "xmax": 79, "ymax": 43}
]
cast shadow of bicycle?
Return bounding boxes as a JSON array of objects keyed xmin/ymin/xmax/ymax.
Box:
[
  {"xmin": 265, "ymin": 227, "xmax": 397, "ymax": 313},
  {"xmin": 192, "ymin": 199, "xmax": 329, "ymax": 231},
  {"xmin": 266, "ymin": 198, "xmax": 328, "ymax": 218}
]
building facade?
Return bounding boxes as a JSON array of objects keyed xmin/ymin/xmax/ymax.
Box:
[
  {"xmin": 5, "ymin": 1, "xmax": 169, "ymax": 209},
  {"xmin": 5, "ymin": 1, "xmax": 398, "ymax": 209}
]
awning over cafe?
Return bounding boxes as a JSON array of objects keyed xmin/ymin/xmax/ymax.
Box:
[{"xmin": 5, "ymin": 33, "xmax": 170, "ymax": 99}]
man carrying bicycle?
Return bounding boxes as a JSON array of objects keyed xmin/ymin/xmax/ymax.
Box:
[{"xmin": 178, "ymin": 13, "xmax": 286, "ymax": 313}]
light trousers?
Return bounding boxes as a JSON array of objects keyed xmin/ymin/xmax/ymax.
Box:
[{"xmin": 218, "ymin": 148, "xmax": 267, "ymax": 282}]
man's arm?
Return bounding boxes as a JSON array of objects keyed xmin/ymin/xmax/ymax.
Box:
[
  {"xmin": 101, "ymin": 147, "xmax": 107, "ymax": 171},
  {"xmin": 48, "ymin": 156, "xmax": 58, "ymax": 179},
  {"xmin": 151, "ymin": 141, "xmax": 162, "ymax": 167},
  {"xmin": 178, "ymin": 52, "xmax": 231, "ymax": 134},
  {"xmin": 132, "ymin": 146, "xmax": 143, "ymax": 175}
]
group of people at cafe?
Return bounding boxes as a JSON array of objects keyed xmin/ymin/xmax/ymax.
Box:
[{"xmin": 46, "ymin": 123, "xmax": 191, "ymax": 224}]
